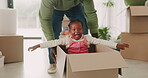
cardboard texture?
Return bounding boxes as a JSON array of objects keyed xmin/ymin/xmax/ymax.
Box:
[
  {"xmin": 0, "ymin": 51, "xmax": 5, "ymax": 68},
  {"xmin": 56, "ymin": 44, "xmax": 127, "ymax": 78},
  {"xmin": 128, "ymin": 6, "xmax": 148, "ymax": 33},
  {"xmin": 121, "ymin": 32, "xmax": 148, "ymax": 61},
  {"xmin": 0, "ymin": 35, "xmax": 23, "ymax": 63},
  {"xmin": 0, "ymin": 56, "xmax": 5, "ymax": 68}
]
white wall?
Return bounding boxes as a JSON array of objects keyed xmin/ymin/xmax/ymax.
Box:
[
  {"xmin": 0, "ymin": 0, "xmax": 17, "ymax": 35},
  {"xmin": 0, "ymin": 0, "xmax": 7, "ymax": 8}
]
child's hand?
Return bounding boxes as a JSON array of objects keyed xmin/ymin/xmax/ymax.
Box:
[
  {"xmin": 28, "ymin": 44, "xmax": 40, "ymax": 52},
  {"xmin": 116, "ymin": 43, "xmax": 129, "ymax": 50}
]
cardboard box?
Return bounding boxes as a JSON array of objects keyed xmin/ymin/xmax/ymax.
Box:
[
  {"xmin": 56, "ymin": 44, "xmax": 127, "ymax": 78},
  {"xmin": 127, "ymin": 6, "xmax": 148, "ymax": 33},
  {"xmin": 0, "ymin": 35, "xmax": 23, "ymax": 63},
  {"xmin": 0, "ymin": 55, "xmax": 5, "ymax": 68},
  {"xmin": 121, "ymin": 32, "xmax": 148, "ymax": 61},
  {"xmin": 0, "ymin": 51, "xmax": 5, "ymax": 68}
]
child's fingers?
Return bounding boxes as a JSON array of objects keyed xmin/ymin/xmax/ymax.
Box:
[
  {"xmin": 31, "ymin": 49, "xmax": 34, "ymax": 52},
  {"xmin": 124, "ymin": 44, "xmax": 129, "ymax": 48},
  {"xmin": 28, "ymin": 47, "xmax": 34, "ymax": 52},
  {"xmin": 126, "ymin": 44, "xmax": 129, "ymax": 48},
  {"xmin": 120, "ymin": 47, "xmax": 125, "ymax": 50},
  {"xmin": 121, "ymin": 43, "xmax": 128, "ymax": 47},
  {"xmin": 28, "ymin": 47, "xmax": 31, "ymax": 51}
]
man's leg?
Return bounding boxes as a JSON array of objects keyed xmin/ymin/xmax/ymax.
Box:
[
  {"xmin": 65, "ymin": 3, "xmax": 88, "ymax": 35},
  {"xmin": 47, "ymin": 9, "xmax": 64, "ymax": 74}
]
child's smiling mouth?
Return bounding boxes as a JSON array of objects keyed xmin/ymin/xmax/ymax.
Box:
[
  {"xmin": 74, "ymin": 34, "xmax": 82, "ymax": 39},
  {"xmin": 75, "ymin": 34, "xmax": 80, "ymax": 37}
]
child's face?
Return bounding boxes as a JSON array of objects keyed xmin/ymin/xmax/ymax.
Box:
[{"xmin": 69, "ymin": 21, "xmax": 84, "ymax": 40}]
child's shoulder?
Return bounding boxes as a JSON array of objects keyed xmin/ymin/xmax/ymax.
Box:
[
  {"xmin": 84, "ymin": 34, "xmax": 96, "ymax": 40},
  {"xmin": 84, "ymin": 34, "xmax": 92, "ymax": 38}
]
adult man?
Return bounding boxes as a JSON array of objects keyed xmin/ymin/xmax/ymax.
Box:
[{"xmin": 39, "ymin": 0, "xmax": 99, "ymax": 74}]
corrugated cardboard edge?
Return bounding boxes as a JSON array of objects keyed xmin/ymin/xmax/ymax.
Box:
[
  {"xmin": 67, "ymin": 52, "xmax": 128, "ymax": 72},
  {"xmin": 56, "ymin": 46, "xmax": 67, "ymax": 78}
]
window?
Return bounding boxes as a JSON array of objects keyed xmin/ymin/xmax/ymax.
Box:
[
  {"xmin": 94, "ymin": 0, "xmax": 127, "ymax": 40},
  {"xmin": 14, "ymin": 0, "xmax": 42, "ymax": 38}
]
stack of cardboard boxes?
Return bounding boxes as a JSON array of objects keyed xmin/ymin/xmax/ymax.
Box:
[
  {"xmin": 0, "ymin": 9, "xmax": 23, "ymax": 63},
  {"xmin": 121, "ymin": 6, "xmax": 148, "ymax": 61}
]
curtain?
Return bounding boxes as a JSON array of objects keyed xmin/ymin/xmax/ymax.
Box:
[
  {"xmin": 14, "ymin": 0, "xmax": 41, "ymax": 29},
  {"xmin": 14, "ymin": 0, "xmax": 42, "ymax": 37},
  {"xmin": 94, "ymin": 0, "xmax": 127, "ymax": 40}
]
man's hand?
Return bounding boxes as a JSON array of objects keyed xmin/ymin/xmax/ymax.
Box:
[
  {"xmin": 116, "ymin": 43, "xmax": 129, "ymax": 50},
  {"xmin": 50, "ymin": 47, "xmax": 57, "ymax": 64},
  {"xmin": 91, "ymin": 33, "xmax": 99, "ymax": 38}
]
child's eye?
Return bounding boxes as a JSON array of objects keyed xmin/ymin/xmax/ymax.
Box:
[
  {"xmin": 72, "ymin": 29, "xmax": 76, "ymax": 31},
  {"xmin": 77, "ymin": 28, "xmax": 81, "ymax": 30},
  {"xmin": 71, "ymin": 28, "xmax": 81, "ymax": 31}
]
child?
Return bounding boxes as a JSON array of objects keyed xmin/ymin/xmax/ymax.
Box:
[{"xmin": 28, "ymin": 19, "xmax": 129, "ymax": 54}]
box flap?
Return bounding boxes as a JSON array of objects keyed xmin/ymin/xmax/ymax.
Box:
[
  {"xmin": 56, "ymin": 46, "xmax": 67, "ymax": 78},
  {"xmin": 68, "ymin": 52, "xmax": 128, "ymax": 72},
  {"xmin": 130, "ymin": 6, "xmax": 148, "ymax": 16}
]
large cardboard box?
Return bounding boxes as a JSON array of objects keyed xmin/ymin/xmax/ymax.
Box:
[
  {"xmin": 56, "ymin": 44, "xmax": 127, "ymax": 78},
  {"xmin": 127, "ymin": 6, "xmax": 148, "ymax": 33},
  {"xmin": 121, "ymin": 32, "xmax": 148, "ymax": 61},
  {"xmin": 0, "ymin": 35, "xmax": 23, "ymax": 63}
]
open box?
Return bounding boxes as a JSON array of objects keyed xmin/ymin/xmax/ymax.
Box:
[
  {"xmin": 56, "ymin": 44, "xmax": 127, "ymax": 78},
  {"xmin": 127, "ymin": 6, "xmax": 148, "ymax": 33}
]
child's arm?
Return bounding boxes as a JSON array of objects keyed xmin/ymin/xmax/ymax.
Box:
[
  {"xmin": 28, "ymin": 36, "xmax": 68, "ymax": 52},
  {"xmin": 87, "ymin": 35, "xmax": 117, "ymax": 48},
  {"xmin": 86, "ymin": 35, "xmax": 129, "ymax": 49},
  {"xmin": 28, "ymin": 44, "xmax": 40, "ymax": 52}
]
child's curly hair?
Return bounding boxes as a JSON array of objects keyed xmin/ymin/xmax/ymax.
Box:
[{"xmin": 68, "ymin": 19, "xmax": 83, "ymax": 28}]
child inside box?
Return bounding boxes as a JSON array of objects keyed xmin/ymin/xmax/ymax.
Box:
[{"xmin": 28, "ymin": 19, "xmax": 129, "ymax": 61}]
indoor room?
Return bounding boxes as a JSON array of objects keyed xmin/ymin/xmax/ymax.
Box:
[{"xmin": 0, "ymin": 0, "xmax": 148, "ymax": 78}]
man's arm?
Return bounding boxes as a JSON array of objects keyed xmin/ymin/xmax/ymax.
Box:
[
  {"xmin": 39, "ymin": 0, "xmax": 55, "ymax": 41},
  {"xmin": 82, "ymin": 0, "xmax": 99, "ymax": 38}
]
